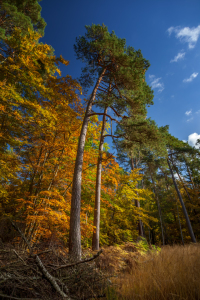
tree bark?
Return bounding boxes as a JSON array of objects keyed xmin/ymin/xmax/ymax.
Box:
[
  {"xmin": 173, "ymin": 161, "xmax": 200, "ymax": 224},
  {"xmin": 69, "ymin": 69, "xmax": 106, "ymax": 260},
  {"xmin": 130, "ymin": 157, "xmax": 144, "ymax": 237},
  {"xmin": 149, "ymin": 169, "xmax": 165, "ymax": 245},
  {"xmin": 167, "ymin": 158, "xmax": 196, "ymax": 243},
  {"xmin": 176, "ymin": 201, "xmax": 184, "ymax": 245},
  {"xmin": 92, "ymin": 107, "xmax": 108, "ymax": 250},
  {"xmin": 171, "ymin": 160, "xmax": 193, "ymax": 204}
]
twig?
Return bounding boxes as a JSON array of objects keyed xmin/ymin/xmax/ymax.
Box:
[
  {"xmin": 36, "ymin": 249, "xmax": 53, "ymax": 256},
  {"xmin": 84, "ymin": 295, "xmax": 106, "ymax": 300},
  {"xmin": 12, "ymin": 249, "xmax": 26, "ymax": 265}
]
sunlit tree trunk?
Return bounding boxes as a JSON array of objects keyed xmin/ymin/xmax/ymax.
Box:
[
  {"xmin": 92, "ymin": 107, "xmax": 108, "ymax": 251},
  {"xmin": 69, "ymin": 69, "xmax": 106, "ymax": 260}
]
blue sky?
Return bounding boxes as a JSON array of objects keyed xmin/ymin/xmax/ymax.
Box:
[{"xmin": 40, "ymin": 0, "xmax": 200, "ymax": 148}]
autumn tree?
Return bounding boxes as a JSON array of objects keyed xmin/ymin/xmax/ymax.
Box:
[
  {"xmin": 99, "ymin": 159, "xmax": 155, "ymax": 245},
  {"xmin": 0, "ymin": 26, "xmax": 84, "ymax": 245}
]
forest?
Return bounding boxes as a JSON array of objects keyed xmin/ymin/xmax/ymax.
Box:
[{"xmin": 0, "ymin": 1, "xmax": 200, "ymax": 299}]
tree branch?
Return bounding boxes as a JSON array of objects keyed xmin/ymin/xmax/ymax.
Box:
[
  {"xmin": 54, "ymin": 249, "xmax": 103, "ymax": 270},
  {"xmin": 0, "ymin": 294, "xmax": 41, "ymax": 300},
  {"xmin": 87, "ymin": 112, "xmax": 120, "ymax": 124},
  {"xmin": 110, "ymin": 106, "xmax": 121, "ymax": 118},
  {"xmin": 103, "ymin": 134, "xmax": 124, "ymax": 139},
  {"xmin": 10, "ymin": 220, "xmax": 71, "ymax": 300}
]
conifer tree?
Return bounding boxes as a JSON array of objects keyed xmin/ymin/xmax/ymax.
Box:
[
  {"xmin": 0, "ymin": 0, "xmax": 46, "ymax": 39},
  {"xmin": 70, "ymin": 24, "xmax": 151, "ymax": 259}
]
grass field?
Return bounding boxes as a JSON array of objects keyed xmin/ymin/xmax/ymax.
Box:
[{"xmin": 105, "ymin": 243, "xmax": 200, "ymax": 300}]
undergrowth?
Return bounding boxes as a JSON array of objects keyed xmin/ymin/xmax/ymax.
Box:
[{"xmin": 105, "ymin": 243, "xmax": 200, "ymax": 300}]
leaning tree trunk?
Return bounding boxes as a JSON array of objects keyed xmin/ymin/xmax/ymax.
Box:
[
  {"xmin": 92, "ymin": 107, "xmax": 108, "ymax": 251},
  {"xmin": 183, "ymin": 156, "xmax": 196, "ymax": 190},
  {"xmin": 69, "ymin": 69, "xmax": 106, "ymax": 260},
  {"xmin": 167, "ymin": 158, "xmax": 196, "ymax": 243},
  {"xmin": 171, "ymin": 160, "xmax": 194, "ymax": 204}
]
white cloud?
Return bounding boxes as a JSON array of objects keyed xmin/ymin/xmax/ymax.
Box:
[
  {"xmin": 188, "ymin": 133, "xmax": 200, "ymax": 148},
  {"xmin": 149, "ymin": 74, "xmax": 155, "ymax": 80},
  {"xmin": 167, "ymin": 25, "xmax": 200, "ymax": 49},
  {"xmin": 183, "ymin": 72, "xmax": 198, "ymax": 82},
  {"xmin": 185, "ymin": 109, "xmax": 192, "ymax": 116},
  {"xmin": 166, "ymin": 72, "xmax": 174, "ymax": 76},
  {"xmin": 196, "ymin": 110, "xmax": 200, "ymax": 114},
  {"xmin": 149, "ymin": 75, "xmax": 164, "ymax": 92},
  {"xmin": 167, "ymin": 27, "xmax": 174, "ymax": 36},
  {"xmin": 170, "ymin": 51, "xmax": 185, "ymax": 63},
  {"xmin": 187, "ymin": 117, "xmax": 193, "ymax": 122}
]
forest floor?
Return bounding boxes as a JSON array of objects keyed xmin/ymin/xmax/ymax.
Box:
[
  {"xmin": 104, "ymin": 242, "xmax": 200, "ymax": 300},
  {"xmin": 0, "ymin": 239, "xmax": 200, "ymax": 299}
]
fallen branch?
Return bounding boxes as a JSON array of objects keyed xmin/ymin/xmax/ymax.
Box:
[
  {"xmin": 35, "ymin": 255, "xmax": 71, "ymax": 299},
  {"xmin": 0, "ymin": 294, "xmax": 41, "ymax": 300},
  {"xmin": 55, "ymin": 249, "xmax": 103, "ymax": 270},
  {"xmin": 10, "ymin": 220, "xmax": 71, "ymax": 300}
]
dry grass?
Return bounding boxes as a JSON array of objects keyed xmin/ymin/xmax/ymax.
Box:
[
  {"xmin": 96, "ymin": 243, "xmax": 139, "ymax": 274},
  {"xmin": 96, "ymin": 240, "xmax": 152, "ymax": 275},
  {"xmin": 110, "ymin": 243, "xmax": 200, "ymax": 300}
]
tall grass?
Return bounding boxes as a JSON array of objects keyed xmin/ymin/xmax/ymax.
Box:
[{"xmin": 108, "ymin": 244, "xmax": 200, "ymax": 300}]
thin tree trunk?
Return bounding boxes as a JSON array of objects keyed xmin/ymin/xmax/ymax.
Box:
[
  {"xmin": 149, "ymin": 170, "xmax": 165, "ymax": 245},
  {"xmin": 148, "ymin": 227, "xmax": 151, "ymax": 244},
  {"xmin": 92, "ymin": 107, "xmax": 108, "ymax": 251},
  {"xmin": 167, "ymin": 158, "xmax": 196, "ymax": 243},
  {"xmin": 184, "ymin": 156, "xmax": 195, "ymax": 190},
  {"xmin": 131, "ymin": 157, "xmax": 144, "ymax": 237},
  {"xmin": 135, "ymin": 198, "xmax": 144, "ymax": 237},
  {"xmin": 171, "ymin": 160, "xmax": 193, "ymax": 203},
  {"xmin": 173, "ymin": 161, "xmax": 200, "ymax": 223},
  {"xmin": 69, "ymin": 69, "xmax": 106, "ymax": 260},
  {"xmin": 176, "ymin": 201, "xmax": 184, "ymax": 245}
]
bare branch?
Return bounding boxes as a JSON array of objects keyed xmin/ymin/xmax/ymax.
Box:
[
  {"xmin": 10, "ymin": 220, "xmax": 71, "ymax": 300},
  {"xmin": 103, "ymin": 134, "xmax": 124, "ymax": 139},
  {"xmin": 54, "ymin": 249, "xmax": 103, "ymax": 270},
  {"xmin": 110, "ymin": 106, "xmax": 122, "ymax": 118},
  {"xmin": 35, "ymin": 256, "xmax": 71, "ymax": 299},
  {"xmin": 88, "ymin": 113, "xmax": 120, "ymax": 124},
  {"xmin": 0, "ymin": 294, "xmax": 41, "ymax": 300}
]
